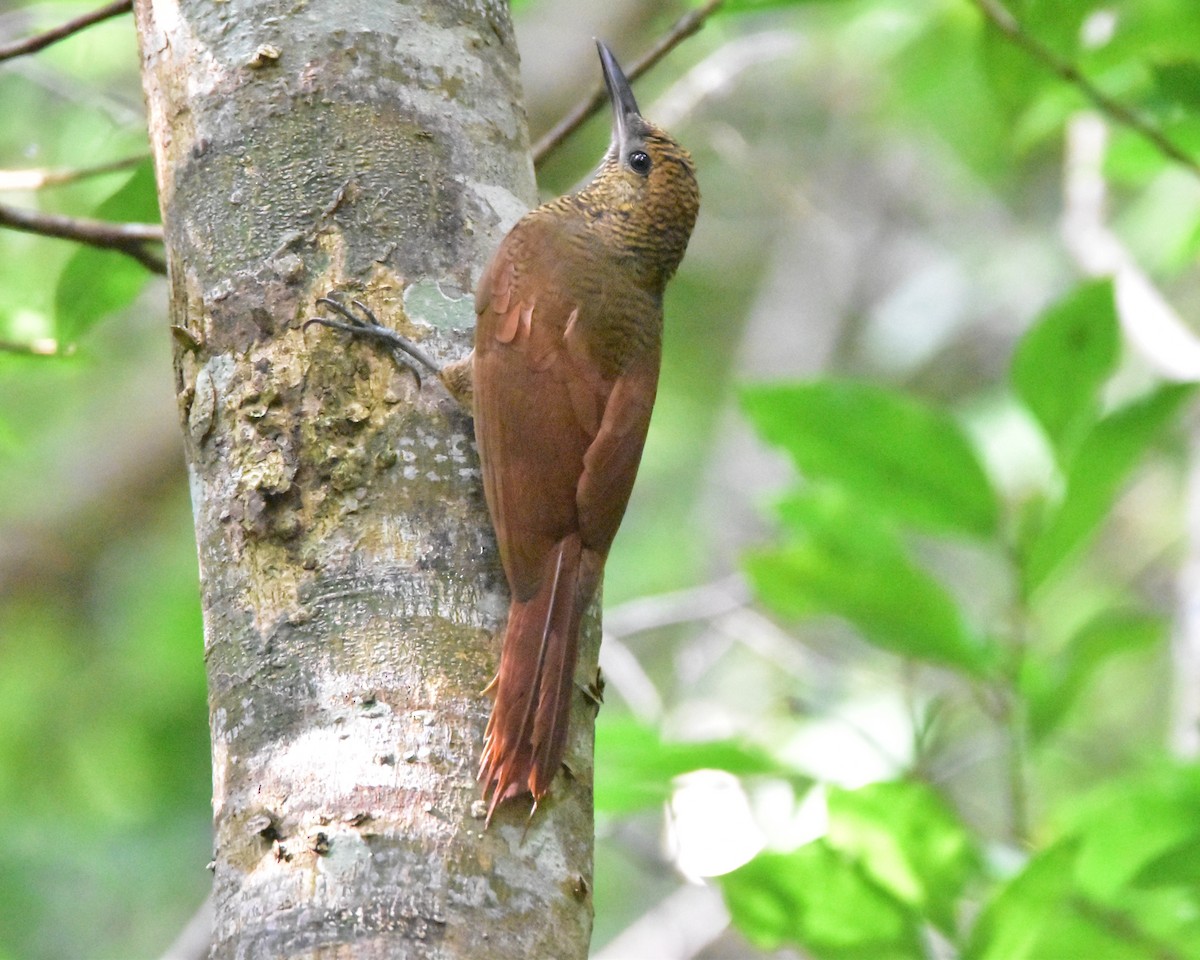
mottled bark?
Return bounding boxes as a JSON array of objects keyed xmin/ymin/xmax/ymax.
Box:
[{"xmin": 132, "ymin": 2, "xmax": 596, "ymax": 956}]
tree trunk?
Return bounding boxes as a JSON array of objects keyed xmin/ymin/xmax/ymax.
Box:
[{"xmin": 132, "ymin": 2, "xmax": 597, "ymax": 956}]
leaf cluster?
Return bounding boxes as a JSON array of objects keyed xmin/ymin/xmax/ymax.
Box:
[{"xmin": 722, "ymin": 278, "xmax": 1197, "ymax": 956}]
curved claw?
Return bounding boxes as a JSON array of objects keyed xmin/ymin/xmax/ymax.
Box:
[
  {"xmin": 302, "ymin": 315, "xmax": 339, "ymax": 334},
  {"xmin": 304, "ymin": 294, "xmax": 444, "ymax": 388},
  {"xmin": 520, "ymin": 800, "xmax": 538, "ymax": 843},
  {"xmin": 315, "ymin": 295, "xmax": 371, "ymax": 328}
]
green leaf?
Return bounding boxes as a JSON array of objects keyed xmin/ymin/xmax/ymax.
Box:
[
  {"xmin": 1022, "ymin": 384, "xmax": 1196, "ymax": 591},
  {"xmin": 1025, "ymin": 611, "xmax": 1166, "ymax": 741},
  {"xmin": 1057, "ymin": 763, "xmax": 1200, "ymax": 902},
  {"xmin": 741, "ymin": 380, "xmax": 997, "ymax": 537},
  {"xmin": 1011, "ymin": 280, "xmax": 1119, "ymax": 461},
  {"xmin": 967, "ymin": 843, "xmax": 1148, "ymax": 960},
  {"xmin": 826, "ymin": 780, "xmax": 980, "ymax": 933},
  {"xmin": 1132, "ymin": 835, "xmax": 1200, "ymax": 889},
  {"xmin": 54, "ymin": 160, "xmax": 160, "ymax": 344},
  {"xmin": 970, "ymin": 766, "xmax": 1200, "ymax": 959},
  {"xmin": 746, "ymin": 489, "xmax": 993, "ymax": 674},
  {"xmin": 1152, "ymin": 61, "xmax": 1200, "ymax": 111},
  {"xmin": 722, "ymin": 840, "xmax": 922, "ymax": 959},
  {"xmin": 889, "ymin": 12, "xmax": 1014, "ymax": 181},
  {"xmin": 1104, "ymin": 124, "xmax": 1173, "ymax": 185},
  {"xmin": 594, "ymin": 716, "xmax": 801, "ymax": 814},
  {"xmin": 1107, "ymin": 112, "xmax": 1200, "ymax": 185}
]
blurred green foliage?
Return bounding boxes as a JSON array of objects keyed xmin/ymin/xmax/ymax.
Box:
[
  {"xmin": 729, "ymin": 280, "xmax": 1198, "ymax": 957},
  {"xmin": 604, "ymin": 0, "xmax": 1200, "ymax": 957},
  {"xmin": 724, "ymin": 779, "xmax": 979, "ymax": 955},
  {"xmin": 54, "ymin": 159, "xmax": 159, "ymax": 343},
  {"xmin": 3, "ymin": 0, "xmax": 1200, "ymax": 957},
  {"xmin": 595, "ymin": 716, "xmax": 810, "ymax": 814},
  {"xmin": 745, "ymin": 484, "xmax": 992, "ymax": 671}
]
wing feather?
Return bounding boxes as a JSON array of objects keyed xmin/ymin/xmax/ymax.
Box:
[
  {"xmin": 473, "ymin": 214, "xmax": 659, "ymax": 595},
  {"xmin": 472, "ymin": 212, "xmax": 664, "ymax": 808}
]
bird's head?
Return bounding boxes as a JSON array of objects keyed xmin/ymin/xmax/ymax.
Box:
[{"xmin": 582, "ymin": 41, "xmax": 700, "ymax": 286}]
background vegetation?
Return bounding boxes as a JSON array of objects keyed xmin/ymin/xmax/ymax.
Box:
[{"xmin": 2, "ymin": 0, "xmax": 1199, "ymax": 956}]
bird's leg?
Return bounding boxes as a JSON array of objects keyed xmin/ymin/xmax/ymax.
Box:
[
  {"xmin": 304, "ymin": 295, "xmax": 443, "ymax": 386},
  {"xmin": 306, "ymin": 295, "xmax": 477, "ymax": 405}
]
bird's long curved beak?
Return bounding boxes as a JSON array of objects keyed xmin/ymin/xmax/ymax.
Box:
[{"xmin": 596, "ymin": 40, "xmax": 642, "ymax": 151}]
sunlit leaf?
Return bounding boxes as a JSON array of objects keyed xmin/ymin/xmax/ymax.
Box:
[
  {"xmin": 594, "ymin": 716, "xmax": 802, "ymax": 814},
  {"xmin": 1104, "ymin": 124, "xmax": 1174, "ymax": 184},
  {"xmin": 827, "ymin": 780, "xmax": 980, "ymax": 933},
  {"xmin": 747, "ymin": 489, "xmax": 993, "ymax": 674},
  {"xmin": 722, "ymin": 840, "xmax": 922, "ymax": 959},
  {"xmin": 1022, "ymin": 384, "xmax": 1196, "ymax": 591},
  {"xmin": 741, "ymin": 380, "xmax": 997, "ymax": 537},
  {"xmin": 1011, "ymin": 280, "xmax": 1119, "ymax": 462},
  {"xmin": 54, "ymin": 160, "xmax": 160, "ymax": 344}
]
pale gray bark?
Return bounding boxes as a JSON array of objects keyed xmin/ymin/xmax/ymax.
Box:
[{"xmin": 132, "ymin": 1, "xmax": 596, "ymax": 956}]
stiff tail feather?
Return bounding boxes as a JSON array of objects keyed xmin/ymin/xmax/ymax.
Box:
[{"xmin": 479, "ymin": 534, "xmax": 599, "ymax": 822}]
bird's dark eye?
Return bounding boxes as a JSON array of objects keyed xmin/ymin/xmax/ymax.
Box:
[{"xmin": 628, "ymin": 150, "xmax": 651, "ymax": 175}]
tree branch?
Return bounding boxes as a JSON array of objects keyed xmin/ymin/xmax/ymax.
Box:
[
  {"xmin": 0, "ymin": 154, "xmax": 148, "ymax": 192},
  {"xmin": 531, "ymin": 0, "xmax": 726, "ymax": 168},
  {"xmin": 0, "ymin": 0, "xmax": 132, "ymax": 62},
  {"xmin": 0, "ymin": 202, "xmax": 165, "ymax": 273},
  {"xmin": 971, "ymin": 0, "xmax": 1200, "ymax": 178}
]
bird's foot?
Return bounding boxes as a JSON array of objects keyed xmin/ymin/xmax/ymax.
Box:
[
  {"xmin": 579, "ymin": 667, "xmax": 605, "ymax": 709},
  {"xmin": 304, "ymin": 294, "xmax": 441, "ymax": 385}
]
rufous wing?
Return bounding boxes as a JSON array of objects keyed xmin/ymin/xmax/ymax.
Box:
[{"xmin": 471, "ymin": 215, "xmax": 661, "ymax": 811}]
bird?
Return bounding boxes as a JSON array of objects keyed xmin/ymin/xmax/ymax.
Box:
[{"xmin": 309, "ymin": 40, "xmax": 699, "ymax": 822}]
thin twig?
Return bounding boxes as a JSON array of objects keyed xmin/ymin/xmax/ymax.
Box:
[
  {"xmin": 598, "ymin": 576, "xmax": 747, "ymax": 720},
  {"xmin": 0, "ymin": 154, "xmax": 148, "ymax": 192},
  {"xmin": 603, "ymin": 573, "xmax": 749, "ymax": 639},
  {"xmin": 0, "ymin": 201, "xmax": 165, "ymax": 273},
  {"xmin": 972, "ymin": 0, "xmax": 1200, "ymax": 178},
  {"xmin": 531, "ymin": 0, "xmax": 726, "ymax": 168},
  {"xmin": 1062, "ymin": 113, "xmax": 1200, "ymax": 380},
  {"xmin": 593, "ymin": 884, "xmax": 730, "ymax": 960},
  {"xmin": 0, "ymin": 0, "xmax": 132, "ymax": 62},
  {"xmin": 1000, "ymin": 541, "xmax": 1033, "ymax": 849}
]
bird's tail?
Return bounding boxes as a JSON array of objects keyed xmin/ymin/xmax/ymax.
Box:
[{"xmin": 479, "ymin": 534, "xmax": 599, "ymax": 822}]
